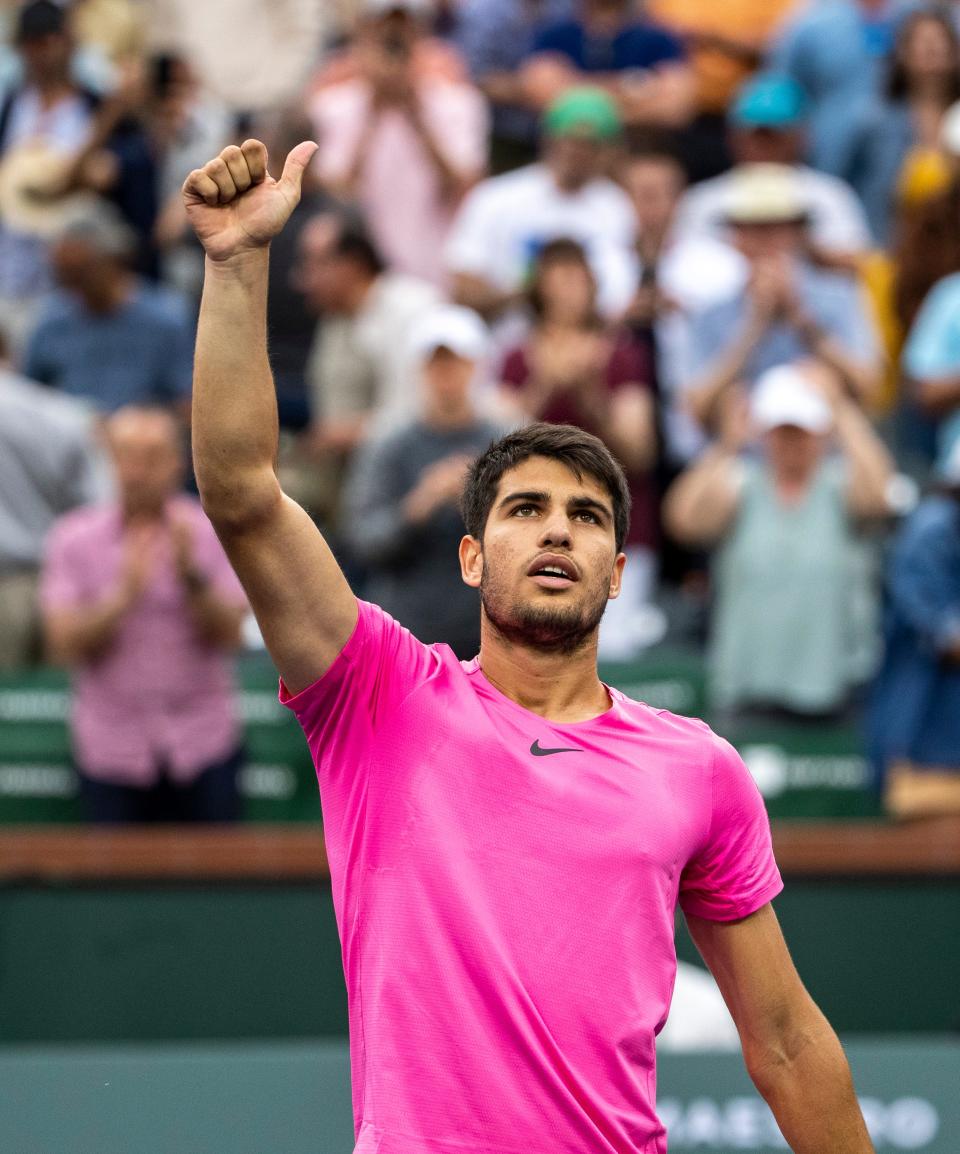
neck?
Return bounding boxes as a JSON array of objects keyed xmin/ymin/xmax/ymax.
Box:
[
  {"xmin": 425, "ymin": 400, "xmax": 475, "ymax": 430},
  {"xmin": 344, "ymin": 274, "xmax": 376, "ymax": 315},
  {"xmin": 478, "ymin": 620, "xmax": 611, "ymax": 723}
]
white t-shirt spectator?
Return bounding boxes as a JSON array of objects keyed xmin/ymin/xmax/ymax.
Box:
[
  {"xmin": 444, "ymin": 162, "xmax": 639, "ymax": 319},
  {"xmin": 674, "ymin": 165, "xmax": 872, "ymax": 256}
]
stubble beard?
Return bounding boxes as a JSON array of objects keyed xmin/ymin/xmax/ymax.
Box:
[{"xmin": 479, "ymin": 562, "xmax": 610, "ymax": 656}]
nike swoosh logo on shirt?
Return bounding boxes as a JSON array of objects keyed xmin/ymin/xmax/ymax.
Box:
[{"xmin": 530, "ymin": 740, "xmax": 582, "ymax": 757}]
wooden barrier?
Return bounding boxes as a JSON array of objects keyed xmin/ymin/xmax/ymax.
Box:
[{"xmin": 0, "ymin": 820, "xmax": 957, "ymax": 883}]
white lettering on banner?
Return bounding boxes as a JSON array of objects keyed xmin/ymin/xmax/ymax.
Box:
[
  {"xmin": 239, "ymin": 764, "xmax": 297, "ymax": 800},
  {"xmin": 0, "ymin": 690, "xmax": 69, "ymax": 722},
  {"xmin": 741, "ymin": 745, "xmax": 869, "ymax": 798},
  {"xmin": 660, "ymin": 1097, "xmax": 939, "ymax": 1149},
  {"xmin": 0, "ymin": 765, "xmax": 76, "ymax": 797}
]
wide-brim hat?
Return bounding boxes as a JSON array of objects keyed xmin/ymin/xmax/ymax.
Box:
[{"xmin": 722, "ymin": 163, "xmax": 810, "ymax": 226}]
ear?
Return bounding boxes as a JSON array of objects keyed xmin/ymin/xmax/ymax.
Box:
[
  {"xmin": 459, "ymin": 535, "xmax": 483, "ymax": 589},
  {"xmin": 607, "ymin": 552, "xmax": 626, "ymax": 601}
]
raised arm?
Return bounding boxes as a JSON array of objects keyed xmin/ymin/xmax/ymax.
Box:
[{"xmin": 184, "ymin": 140, "xmax": 358, "ymax": 694}]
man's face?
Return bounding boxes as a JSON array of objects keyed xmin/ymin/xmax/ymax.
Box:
[
  {"xmin": 19, "ymin": 31, "xmax": 72, "ymax": 85},
  {"xmin": 731, "ymin": 126, "xmax": 803, "ymax": 167},
  {"xmin": 295, "ymin": 217, "xmax": 349, "ymax": 313},
  {"xmin": 732, "ymin": 220, "xmax": 806, "ymax": 262},
  {"xmin": 621, "ymin": 156, "xmax": 685, "ymax": 237},
  {"xmin": 422, "ymin": 347, "xmax": 475, "ymax": 412},
  {"xmin": 460, "ymin": 456, "xmax": 625, "ymax": 654},
  {"xmin": 108, "ymin": 411, "xmax": 184, "ymax": 516},
  {"xmin": 545, "ymin": 135, "xmax": 606, "ymax": 191},
  {"xmin": 50, "ymin": 237, "xmax": 100, "ymax": 295},
  {"xmin": 764, "ymin": 425, "xmax": 825, "ymax": 479}
]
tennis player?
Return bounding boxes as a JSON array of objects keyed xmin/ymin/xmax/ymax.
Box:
[{"xmin": 184, "ymin": 141, "xmax": 874, "ymax": 1154}]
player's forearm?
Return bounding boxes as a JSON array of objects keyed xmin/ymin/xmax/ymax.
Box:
[
  {"xmin": 750, "ymin": 1015, "xmax": 874, "ymax": 1153},
  {"xmin": 192, "ymin": 250, "xmax": 282, "ymax": 527}
]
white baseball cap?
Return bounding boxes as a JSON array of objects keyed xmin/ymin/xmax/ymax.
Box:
[
  {"xmin": 408, "ymin": 305, "xmax": 489, "ymax": 364},
  {"xmin": 751, "ymin": 364, "xmax": 833, "ymax": 434}
]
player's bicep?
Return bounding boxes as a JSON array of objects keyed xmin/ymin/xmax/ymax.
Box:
[
  {"xmin": 214, "ymin": 492, "xmax": 357, "ymax": 694},
  {"xmin": 685, "ymin": 904, "xmax": 812, "ymax": 1054}
]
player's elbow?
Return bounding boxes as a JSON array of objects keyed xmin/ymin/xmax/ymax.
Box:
[
  {"xmin": 197, "ymin": 469, "xmax": 283, "ymax": 536},
  {"xmin": 742, "ymin": 1003, "xmax": 834, "ymax": 1099}
]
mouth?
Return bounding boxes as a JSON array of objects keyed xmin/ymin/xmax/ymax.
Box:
[{"xmin": 527, "ymin": 553, "xmax": 579, "ymax": 590}]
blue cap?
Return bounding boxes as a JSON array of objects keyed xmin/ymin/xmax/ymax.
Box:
[{"xmin": 730, "ymin": 73, "xmax": 807, "ymax": 129}]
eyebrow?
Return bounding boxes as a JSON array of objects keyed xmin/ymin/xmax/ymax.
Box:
[{"xmin": 496, "ymin": 490, "xmax": 612, "ymax": 522}]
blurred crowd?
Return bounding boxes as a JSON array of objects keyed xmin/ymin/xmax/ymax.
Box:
[{"xmin": 2, "ymin": 0, "xmax": 960, "ymax": 822}]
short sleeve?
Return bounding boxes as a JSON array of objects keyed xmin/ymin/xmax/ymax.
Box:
[
  {"xmin": 39, "ymin": 517, "xmax": 87, "ymax": 611},
  {"xmin": 444, "ymin": 183, "xmax": 503, "ymax": 282},
  {"xmin": 679, "ymin": 736, "xmax": 783, "ymax": 922},
  {"xmin": 280, "ymin": 600, "xmax": 442, "ymax": 789},
  {"xmin": 903, "ymin": 277, "xmax": 960, "ymax": 379}
]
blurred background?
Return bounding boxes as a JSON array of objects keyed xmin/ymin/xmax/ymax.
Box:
[{"xmin": 0, "ymin": 0, "xmax": 958, "ymax": 1150}]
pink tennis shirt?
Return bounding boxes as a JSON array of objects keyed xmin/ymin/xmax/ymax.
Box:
[{"xmin": 282, "ymin": 601, "xmax": 783, "ymax": 1154}]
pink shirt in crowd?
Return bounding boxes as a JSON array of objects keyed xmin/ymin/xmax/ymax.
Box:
[
  {"xmin": 311, "ymin": 79, "xmax": 488, "ymax": 288},
  {"xmin": 40, "ymin": 497, "xmax": 247, "ymax": 785},
  {"xmin": 282, "ymin": 600, "xmax": 782, "ymax": 1154}
]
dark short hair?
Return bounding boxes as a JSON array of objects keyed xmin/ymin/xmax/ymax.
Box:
[
  {"xmin": 333, "ymin": 224, "xmax": 385, "ymax": 277},
  {"xmin": 461, "ymin": 423, "xmax": 632, "ymax": 552},
  {"xmin": 16, "ymin": 0, "xmax": 66, "ymax": 43}
]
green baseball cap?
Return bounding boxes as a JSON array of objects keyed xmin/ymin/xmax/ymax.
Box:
[{"xmin": 543, "ymin": 87, "xmax": 623, "ymax": 141}]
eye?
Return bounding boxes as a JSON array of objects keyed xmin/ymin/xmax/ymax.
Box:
[
  {"xmin": 511, "ymin": 503, "xmax": 538, "ymax": 517},
  {"xmin": 575, "ymin": 510, "xmax": 600, "ymax": 524}
]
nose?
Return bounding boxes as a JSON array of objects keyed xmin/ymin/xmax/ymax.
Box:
[{"xmin": 538, "ymin": 510, "xmax": 572, "ymax": 549}]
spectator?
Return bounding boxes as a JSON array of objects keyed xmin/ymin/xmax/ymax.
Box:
[
  {"xmin": 343, "ymin": 306, "xmax": 503, "ymax": 659},
  {"xmin": 900, "ymin": 247, "xmax": 960, "ymax": 471},
  {"xmin": 146, "ymin": 52, "xmax": 234, "ymax": 300},
  {"xmin": 299, "ymin": 212, "xmax": 441, "ymax": 445},
  {"xmin": 445, "ymin": 87, "xmax": 637, "ymax": 338},
  {"xmin": 0, "ymin": 0, "xmax": 100, "ymax": 351},
  {"xmin": 665, "ymin": 362, "xmax": 894, "ymax": 719},
  {"xmin": 520, "ymin": 0, "xmax": 695, "ymax": 130},
  {"xmin": 859, "ymin": 149, "xmax": 960, "ymax": 427},
  {"xmin": 0, "ymin": 332, "xmax": 110, "ymax": 669},
  {"xmin": 857, "ymin": 7, "xmax": 960, "ymax": 244},
  {"xmin": 288, "ymin": 213, "xmax": 439, "ymax": 524},
  {"xmin": 673, "ymin": 73, "xmax": 872, "ymax": 264},
  {"xmin": 144, "ymin": 0, "xmax": 328, "ymax": 114},
  {"xmin": 454, "ymin": 0, "xmax": 575, "ymax": 172},
  {"xmin": 646, "ymin": 0, "xmax": 798, "ymax": 181},
  {"xmin": 40, "ymin": 406, "xmax": 248, "ymax": 824},
  {"xmin": 768, "ymin": 0, "xmax": 893, "ymax": 182},
  {"xmin": 620, "ymin": 142, "xmax": 747, "ymax": 466},
  {"xmin": 496, "ymin": 238, "xmax": 660, "ymax": 658},
  {"xmin": 21, "ymin": 205, "xmax": 194, "ymax": 414},
  {"xmin": 309, "ymin": 0, "xmax": 488, "ymax": 288},
  {"xmin": 868, "ymin": 439, "xmax": 960, "ymax": 819},
  {"xmin": 681, "ymin": 164, "xmax": 881, "ymax": 434}
]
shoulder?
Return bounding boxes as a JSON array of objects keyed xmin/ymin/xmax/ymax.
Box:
[{"xmin": 47, "ymin": 503, "xmax": 113, "ymax": 550}]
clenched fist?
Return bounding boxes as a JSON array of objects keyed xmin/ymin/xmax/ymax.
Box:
[{"xmin": 182, "ymin": 138, "xmax": 318, "ymax": 263}]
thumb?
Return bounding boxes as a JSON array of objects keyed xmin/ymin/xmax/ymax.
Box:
[{"xmin": 279, "ymin": 140, "xmax": 319, "ymax": 196}]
